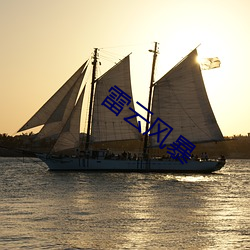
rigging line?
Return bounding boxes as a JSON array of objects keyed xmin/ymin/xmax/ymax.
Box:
[
  {"xmin": 99, "ymin": 42, "xmax": 150, "ymax": 50},
  {"xmin": 83, "ymin": 100, "xmax": 88, "ymax": 133},
  {"xmin": 99, "ymin": 52, "xmax": 121, "ymax": 59},
  {"xmin": 99, "ymin": 55, "xmax": 120, "ymax": 65},
  {"xmin": 100, "ymin": 49, "xmax": 132, "ymax": 60},
  {"xmin": 99, "ymin": 53, "xmax": 125, "ymax": 64},
  {"xmin": 100, "ymin": 52, "xmax": 125, "ymax": 61},
  {"xmin": 99, "ymin": 48, "xmax": 132, "ymax": 64},
  {"xmin": 96, "ymin": 66, "xmax": 102, "ymax": 80},
  {"xmin": 100, "ymin": 49, "xmax": 125, "ymax": 57},
  {"xmin": 95, "ymin": 54, "xmax": 131, "ymax": 83},
  {"xmin": 99, "ymin": 54, "xmax": 117, "ymax": 60}
]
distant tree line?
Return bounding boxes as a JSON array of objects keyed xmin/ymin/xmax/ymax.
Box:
[
  {"xmin": 0, "ymin": 133, "xmax": 250, "ymax": 158},
  {"xmin": 0, "ymin": 133, "xmax": 55, "ymax": 156}
]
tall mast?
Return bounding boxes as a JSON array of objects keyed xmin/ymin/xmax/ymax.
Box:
[
  {"xmin": 143, "ymin": 42, "xmax": 158, "ymax": 159},
  {"xmin": 85, "ymin": 48, "xmax": 98, "ymax": 154}
]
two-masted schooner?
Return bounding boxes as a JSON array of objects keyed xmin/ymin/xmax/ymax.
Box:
[{"xmin": 18, "ymin": 43, "xmax": 226, "ymax": 172}]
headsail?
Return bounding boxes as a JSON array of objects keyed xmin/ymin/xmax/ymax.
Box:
[
  {"xmin": 35, "ymin": 71, "xmax": 85, "ymax": 140},
  {"xmin": 18, "ymin": 61, "xmax": 88, "ymax": 132},
  {"xmin": 91, "ymin": 55, "xmax": 140, "ymax": 142},
  {"xmin": 150, "ymin": 49, "xmax": 223, "ymax": 147},
  {"xmin": 52, "ymin": 86, "xmax": 86, "ymax": 152}
]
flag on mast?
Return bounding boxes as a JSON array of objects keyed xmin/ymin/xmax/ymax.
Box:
[{"xmin": 200, "ymin": 57, "xmax": 221, "ymax": 70}]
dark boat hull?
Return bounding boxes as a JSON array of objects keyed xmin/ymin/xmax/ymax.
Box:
[{"xmin": 39, "ymin": 156, "xmax": 225, "ymax": 173}]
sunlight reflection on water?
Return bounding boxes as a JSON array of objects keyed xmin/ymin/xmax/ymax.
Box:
[
  {"xmin": 0, "ymin": 158, "xmax": 249, "ymax": 249},
  {"xmin": 175, "ymin": 175, "xmax": 214, "ymax": 182}
]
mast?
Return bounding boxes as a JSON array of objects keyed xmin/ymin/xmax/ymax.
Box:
[
  {"xmin": 143, "ymin": 42, "xmax": 158, "ymax": 159},
  {"xmin": 85, "ymin": 48, "xmax": 98, "ymax": 155}
]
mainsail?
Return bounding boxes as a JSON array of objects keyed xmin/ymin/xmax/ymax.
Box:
[
  {"xmin": 18, "ymin": 61, "xmax": 88, "ymax": 133},
  {"xmin": 52, "ymin": 86, "xmax": 85, "ymax": 152},
  {"xmin": 150, "ymin": 49, "xmax": 223, "ymax": 147},
  {"xmin": 91, "ymin": 55, "xmax": 140, "ymax": 142}
]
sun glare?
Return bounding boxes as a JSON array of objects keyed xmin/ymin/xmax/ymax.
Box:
[{"xmin": 196, "ymin": 55, "xmax": 201, "ymax": 64}]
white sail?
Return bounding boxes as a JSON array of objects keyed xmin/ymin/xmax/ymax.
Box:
[
  {"xmin": 18, "ymin": 61, "xmax": 88, "ymax": 132},
  {"xmin": 150, "ymin": 49, "xmax": 224, "ymax": 148},
  {"xmin": 91, "ymin": 56, "xmax": 140, "ymax": 142},
  {"xmin": 52, "ymin": 86, "xmax": 85, "ymax": 152},
  {"xmin": 35, "ymin": 71, "xmax": 85, "ymax": 140}
]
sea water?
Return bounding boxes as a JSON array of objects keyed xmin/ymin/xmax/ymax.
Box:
[{"xmin": 0, "ymin": 158, "xmax": 249, "ymax": 249}]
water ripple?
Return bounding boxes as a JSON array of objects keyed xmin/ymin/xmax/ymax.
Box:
[{"xmin": 0, "ymin": 158, "xmax": 249, "ymax": 249}]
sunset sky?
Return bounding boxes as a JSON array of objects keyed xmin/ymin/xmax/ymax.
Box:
[{"xmin": 0, "ymin": 0, "xmax": 250, "ymax": 136}]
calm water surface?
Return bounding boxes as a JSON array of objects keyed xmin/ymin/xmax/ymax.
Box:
[{"xmin": 0, "ymin": 158, "xmax": 249, "ymax": 249}]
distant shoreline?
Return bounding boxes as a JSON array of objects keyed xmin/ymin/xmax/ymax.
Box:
[
  {"xmin": 1, "ymin": 135, "xmax": 250, "ymax": 159},
  {"xmin": 0, "ymin": 147, "xmax": 35, "ymax": 157},
  {"xmin": 0, "ymin": 148, "xmax": 249, "ymax": 159}
]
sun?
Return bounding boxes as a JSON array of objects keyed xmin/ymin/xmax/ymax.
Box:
[{"xmin": 196, "ymin": 55, "xmax": 201, "ymax": 64}]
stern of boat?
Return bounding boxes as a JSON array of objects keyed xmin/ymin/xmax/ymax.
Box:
[{"xmin": 214, "ymin": 158, "xmax": 226, "ymax": 171}]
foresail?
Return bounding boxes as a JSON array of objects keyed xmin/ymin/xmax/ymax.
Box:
[
  {"xmin": 52, "ymin": 86, "xmax": 85, "ymax": 152},
  {"xmin": 18, "ymin": 61, "xmax": 88, "ymax": 132},
  {"xmin": 150, "ymin": 49, "xmax": 223, "ymax": 147},
  {"xmin": 35, "ymin": 71, "xmax": 85, "ymax": 140},
  {"xmin": 92, "ymin": 56, "xmax": 140, "ymax": 142}
]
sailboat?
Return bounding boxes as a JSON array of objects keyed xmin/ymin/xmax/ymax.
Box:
[{"xmin": 18, "ymin": 43, "xmax": 226, "ymax": 173}]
